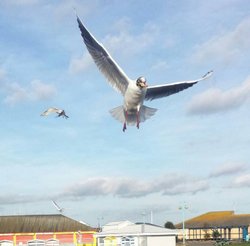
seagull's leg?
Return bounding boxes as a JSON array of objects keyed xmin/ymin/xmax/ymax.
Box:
[
  {"xmin": 123, "ymin": 110, "xmax": 128, "ymax": 132},
  {"xmin": 123, "ymin": 122, "xmax": 127, "ymax": 132},
  {"xmin": 136, "ymin": 110, "xmax": 140, "ymax": 129}
]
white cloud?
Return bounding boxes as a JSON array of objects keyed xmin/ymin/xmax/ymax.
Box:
[
  {"xmin": 69, "ymin": 53, "xmax": 93, "ymax": 74},
  {"xmin": 70, "ymin": 19, "xmax": 159, "ymax": 74},
  {"xmin": 0, "ymin": 194, "xmax": 46, "ymax": 205},
  {"xmin": 30, "ymin": 80, "xmax": 57, "ymax": 100},
  {"xmin": 161, "ymin": 179, "xmax": 208, "ymax": 195},
  {"xmin": 103, "ymin": 22, "xmax": 158, "ymax": 57},
  {"xmin": 63, "ymin": 177, "xmax": 152, "ymax": 198},
  {"xmin": 61, "ymin": 173, "xmax": 209, "ymax": 198},
  {"xmin": 53, "ymin": 0, "xmax": 98, "ymax": 22},
  {"xmin": 1, "ymin": 79, "xmax": 57, "ymax": 105},
  {"xmin": 1, "ymin": 0, "xmax": 39, "ymax": 6},
  {"xmin": 112, "ymin": 17, "xmax": 132, "ymax": 32},
  {"xmin": 209, "ymin": 162, "xmax": 246, "ymax": 178},
  {"xmin": 230, "ymin": 174, "xmax": 250, "ymax": 188},
  {"xmin": 3, "ymin": 83, "xmax": 28, "ymax": 105},
  {"xmin": 187, "ymin": 75, "xmax": 250, "ymax": 115},
  {"xmin": 191, "ymin": 17, "xmax": 250, "ymax": 66},
  {"xmin": 151, "ymin": 60, "xmax": 169, "ymax": 71}
]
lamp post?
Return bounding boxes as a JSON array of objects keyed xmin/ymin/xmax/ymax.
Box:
[
  {"xmin": 97, "ymin": 217, "xmax": 104, "ymax": 231},
  {"xmin": 179, "ymin": 203, "xmax": 188, "ymax": 245}
]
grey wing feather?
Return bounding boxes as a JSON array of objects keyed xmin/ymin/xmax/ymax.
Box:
[
  {"xmin": 77, "ymin": 16, "xmax": 130, "ymax": 95},
  {"xmin": 145, "ymin": 70, "xmax": 213, "ymax": 101}
]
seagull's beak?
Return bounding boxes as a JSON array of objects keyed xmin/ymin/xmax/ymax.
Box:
[
  {"xmin": 137, "ymin": 81, "xmax": 148, "ymax": 89},
  {"xmin": 139, "ymin": 82, "xmax": 147, "ymax": 88}
]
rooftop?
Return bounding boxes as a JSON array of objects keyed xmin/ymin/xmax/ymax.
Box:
[
  {"xmin": 0, "ymin": 214, "xmax": 94, "ymax": 233},
  {"xmin": 175, "ymin": 211, "xmax": 250, "ymax": 229},
  {"xmin": 97, "ymin": 221, "xmax": 178, "ymax": 237}
]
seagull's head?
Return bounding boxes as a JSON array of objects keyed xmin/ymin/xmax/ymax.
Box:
[{"xmin": 136, "ymin": 76, "xmax": 148, "ymax": 89}]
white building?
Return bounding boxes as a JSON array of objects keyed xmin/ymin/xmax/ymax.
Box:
[{"xmin": 95, "ymin": 221, "xmax": 178, "ymax": 246}]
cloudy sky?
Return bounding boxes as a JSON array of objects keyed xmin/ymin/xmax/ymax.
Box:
[{"xmin": 0, "ymin": 0, "xmax": 250, "ymax": 227}]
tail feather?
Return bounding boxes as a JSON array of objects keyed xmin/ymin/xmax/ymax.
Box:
[
  {"xmin": 109, "ymin": 105, "xmax": 157, "ymax": 126},
  {"xmin": 139, "ymin": 105, "xmax": 157, "ymax": 122},
  {"xmin": 109, "ymin": 106, "xmax": 125, "ymax": 123}
]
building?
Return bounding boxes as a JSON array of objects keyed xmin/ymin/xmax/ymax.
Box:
[
  {"xmin": 175, "ymin": 211, "xmax": 250, "ymax": 241},
  {"xmin": 95, "ymin": 221, "xmax": 178, "ymax": 246},
  {"xmin": 0, "ymin": 214, "xmax": 96, "ymax": 246}
]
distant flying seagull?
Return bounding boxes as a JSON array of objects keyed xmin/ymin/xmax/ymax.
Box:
[
  {"xmin": 76, "ymin": 16, "xmax": 213, "ymax": 132},
  {"xmin": 52, "ymin": 200, "xmax": 64, "ymax": 213},
  {"xmin": 41, "ymin": 107, "xmax": 69, "ymax": 119}
]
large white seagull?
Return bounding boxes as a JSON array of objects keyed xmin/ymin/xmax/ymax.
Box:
[{"xmin": 77, "ymin": 16, "xmax": 213, "ymax": 131}]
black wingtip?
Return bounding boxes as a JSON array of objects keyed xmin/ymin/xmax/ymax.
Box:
[
  {"xmin": 202, "ymin": 70, "xmax": 213, "ymax": 78},
  {"xmin": 76, "ymin": 14, "xmax": 83, "ymax": 27},
  {"xmin": 73, "ymin": 7, "xmax": 82, "ymax": 24}
]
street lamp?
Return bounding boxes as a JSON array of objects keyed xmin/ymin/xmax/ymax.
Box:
[
  {"xmin": 179, "ymin": 203, "xmax": 188, "ymax": 245},
  {"xmin": 97, "ymin": 217, "xmax": 104, "ymax": 231}
]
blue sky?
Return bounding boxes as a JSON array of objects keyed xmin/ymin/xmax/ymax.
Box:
[{"xmin": 0, "ymin": 0, "xmax": 250, "ymax": 227}]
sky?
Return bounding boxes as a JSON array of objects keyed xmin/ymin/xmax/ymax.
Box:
[{"xmin": 0, "ymin": 0, "xmax": 250, "ymax": 228}]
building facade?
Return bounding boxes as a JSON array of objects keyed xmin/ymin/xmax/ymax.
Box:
[
  {"xmin": 175, "ymin": 211, "xmax": 250, "ymax": 241},
  {"xmin": 95, "ymin": 221, "xmax": 178, "ymax": 246},
  {"xmin": 0, "ymin": 232, "xmax": 95, "ymax": 246},
  {"xmin": 0, "ymin": 215, "xmax": 96, "ymax": 246}
]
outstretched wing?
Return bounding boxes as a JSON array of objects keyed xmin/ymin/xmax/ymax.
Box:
[
  {"xmin": 41, "ymin": 107, "xmax": 61, "ymax": 116},
  {"xmin": 77, "ymin": 16, "xmax": 130, "ymax": 95},
  {"xmin": 145, "ymin": 70, "xmax": 213, "ymax": 101},
  {"xmin": 52, "ymin": 200, "xmax": 63, "ymax": 213}
]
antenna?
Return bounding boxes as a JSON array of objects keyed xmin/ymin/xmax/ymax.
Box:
[
  {"xmin": 97, "ymin": 217, "xmax": 104, "ymax": 231},
  {"xmin": 141, "ymin": 211, "xmax": 146, "ymax": 224}
]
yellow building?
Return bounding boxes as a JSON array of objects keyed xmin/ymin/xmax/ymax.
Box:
[{"xmin": 175, "ymin": 211, "xmax": 250, "ymax": 241}]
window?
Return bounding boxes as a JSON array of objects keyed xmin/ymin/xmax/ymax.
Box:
[
  {"xmin": 27, "ymin": 240, "xmax": 45, "ymax": 246},
  {"xmin": 121, "ymin": 237, "xmax": 135, "ymax": 246},
  {"xmin": 0, "ymin": 240, "xmax": 13, "ymax": 246},
  {"xmin": 46, "ymin": 239, "xmax": 59, "ymax": 246},
  {"xmin": 104, "ymin": 236, "xmax": 117, "ymax": 246}
]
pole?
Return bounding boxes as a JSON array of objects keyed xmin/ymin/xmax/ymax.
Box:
[
  {"xmin": 179, "ymin": 202, "xmax": 188, "ymax": 245},
  {"xmin": 97, "ymin": 217, "xmax": 103, "ymax": 231},
  {"xmin": 182, "ymin": 207, "xmax": 185, "ymax": 245}
]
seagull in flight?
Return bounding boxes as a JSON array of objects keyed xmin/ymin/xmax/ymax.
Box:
[
  {"xmin": 41, "ymin": 107, "xmax": 69, "ymax": 119},
  {"xmin": 76, "ymin": 16, "xmax": 213, "ymax": 131},
  {"xmin": 52, "ymin": 200, "xmax": 64, "ymax": 213}
]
